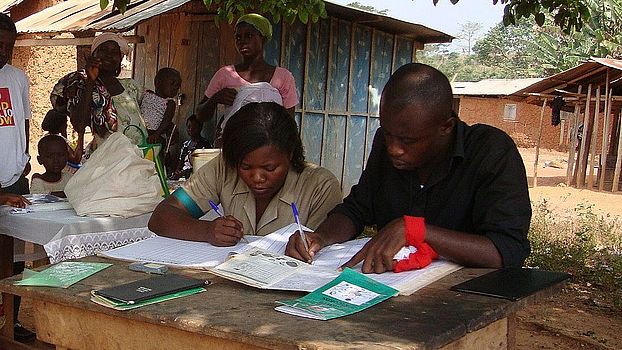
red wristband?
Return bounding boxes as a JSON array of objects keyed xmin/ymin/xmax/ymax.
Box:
[{"xmin": 403, "ymin": 215, "xmax": 426, "ymax": 245}]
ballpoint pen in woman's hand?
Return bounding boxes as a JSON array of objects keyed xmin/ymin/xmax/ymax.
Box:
[
  {"xmin": 291, "ymin": 202, "xmax": 311, "ymax": 261},
  {"xmin": 209, "ymin": 200, "xmax": 248, "ymax": 243}
]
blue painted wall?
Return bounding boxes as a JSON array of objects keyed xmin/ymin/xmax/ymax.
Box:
[{"xmin": 266, "ymin": 17, "xmax": 416, "ymax": 195}]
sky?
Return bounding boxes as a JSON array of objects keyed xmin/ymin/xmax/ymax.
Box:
[{"xmin": 331, "ymin": 0, "xmax": 506, "ymax": 49}]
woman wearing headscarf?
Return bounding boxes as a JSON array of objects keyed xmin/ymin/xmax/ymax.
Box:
[
  {"xmin": 51, "ymin": 32, "xmax": 147, "ymax": 153},
  {"xmin": 197, "ymin": 13, "xmax": 298, "ymax": 146}
]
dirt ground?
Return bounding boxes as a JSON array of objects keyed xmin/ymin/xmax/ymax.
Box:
[
  {"xmin": 12, "ymin": 147, "xmax": 622, "ymax": 349},
  {"xmin": 517, "ymin": 148, "xmax": 622, "ymax": 350}
]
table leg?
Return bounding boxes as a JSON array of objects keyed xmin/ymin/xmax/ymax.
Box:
[
  {"xmin": 0, "ymin": 293, "xmax": 14, "ymax": 339},
  {"xmin": 0, "ymin": 234, "xmax": 13, "ymax": 279},
  {"xmin": 440, "ymin": 317, "xmax": 510, "ymax": 350},
  {"xmin": 0, "ymin": 234, "xmax": 15, "ymax": 340}
]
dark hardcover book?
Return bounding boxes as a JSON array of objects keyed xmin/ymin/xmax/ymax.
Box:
[
  {"xmin": 94, "ymin": 273, "xmax": 208, "ymax": 304},
  {"xmin": 450, "ymin": 268, "xmax": 571, "ymax": 301}
]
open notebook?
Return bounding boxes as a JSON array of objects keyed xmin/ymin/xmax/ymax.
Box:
[{"xmin": 100, "ymin": 224, "xmax": 461, "ymax": 295}]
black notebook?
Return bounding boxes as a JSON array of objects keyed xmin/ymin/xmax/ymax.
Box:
[
  {"xmin": 94, "ymin": 273, "xmax": 208, "ymax": 304},
  {"xmin": 450, "ymin": 268, "xmax": 571, "ymax": 301}
]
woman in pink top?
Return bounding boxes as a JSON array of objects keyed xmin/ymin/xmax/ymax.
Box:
[{"xmin": 196, "ymin": 13, "xmax": 298, "ymax": 146}]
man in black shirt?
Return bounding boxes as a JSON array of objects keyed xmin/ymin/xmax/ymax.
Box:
[{"xmin": 286, "ymin": 63, "xmax": 531, "ymax": 273}]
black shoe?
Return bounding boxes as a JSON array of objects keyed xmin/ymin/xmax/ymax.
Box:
[{"xmin": 14, "ymin": 322, "xmax": 36, "ymax": 342}]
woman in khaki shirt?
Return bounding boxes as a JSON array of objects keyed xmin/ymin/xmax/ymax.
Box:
[{"xmin": 149, "ymin": 102, "xmax": 342, "ymax": 245}]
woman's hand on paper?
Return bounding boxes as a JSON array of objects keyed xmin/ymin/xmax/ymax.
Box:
[
  {"xmin": 207, "ymin": 215, "xmax": 244, "ymax": 246},
  {"xmin": 285, "ymin": 231, "xmax": 325, "ymax": 264}
]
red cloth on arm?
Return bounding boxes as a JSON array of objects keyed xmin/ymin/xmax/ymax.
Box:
[{"xmin": 393, "ymin": 216, "xmax": 438, "ymax": 272}]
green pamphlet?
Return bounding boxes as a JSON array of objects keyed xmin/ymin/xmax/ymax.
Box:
[
  {"xmin": 90, "ymin": 287, "xmax": 206, "ymax": 310},
  {"xmin": 275, "ymin": 268, "xmax": 399, "ymax": 320},
  {"xmin": 14, "ymin": 262, "xmax": 112, "ymax": 288}
]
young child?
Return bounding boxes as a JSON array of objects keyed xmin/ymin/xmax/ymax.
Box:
[
  {"xmin": 41, "ymin": 108, "xmax": 84, "ymax": 168},
  {"xmin": 30, "ymin": 135, "xmax": 73, "ymax": 198},
  {"xmin": 140, "ymin": 67, "xmax": 181, "ymax": 145},
  {"xmin": 170, "ymin": 115, "xmax": 211, "ymax": 180}
]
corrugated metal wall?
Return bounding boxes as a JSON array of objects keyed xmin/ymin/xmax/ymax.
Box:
[{"xmin": 268, "ymin": 18, "xmax": 416, "ymax": 194}]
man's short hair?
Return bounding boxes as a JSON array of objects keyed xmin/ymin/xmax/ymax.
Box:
[
  {"xmin": 0, "ymin": 13, "xmax": 17, "ymax": 34},
  {"xmin": 382, "ymin": 63, "xmax": 454, "ymax": 121}
]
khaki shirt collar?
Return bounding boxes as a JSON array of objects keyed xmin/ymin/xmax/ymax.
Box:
[{"xmin": 231, "ymin": 167, "xmax": 299, "ymax": 234}]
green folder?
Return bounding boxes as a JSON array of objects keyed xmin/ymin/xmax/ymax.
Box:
[
  {"xmin": 14, "ymin": 262, "xmax": 112, "ymax": 288},
  {"xmin": 276, "ymin": 268, "xmax": 398, "ymax": 320},
  {"xmin": 90, "ymin": 287, "xmax": 206, "ymax": 310}
]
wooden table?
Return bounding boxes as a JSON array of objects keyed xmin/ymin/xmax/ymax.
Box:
[
  {"xmin": 0, "ymin": 257, "xmax": 563, "ymax": 350},
  {"xmin": 0, "ymin": 209, "xmax": 152, "ymax": 343}
]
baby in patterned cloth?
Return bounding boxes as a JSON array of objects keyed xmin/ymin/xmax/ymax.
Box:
[{"xmin": 140, "ymin": 67, "xmax": 181, "ymax": 145}]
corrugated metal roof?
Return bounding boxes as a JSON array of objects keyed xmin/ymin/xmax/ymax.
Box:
[
  {"xmin": 512, "ymin": 57, "xmax": 622, "ymax": 100},
  {"xmin": 15, "ymin": 0, "xmax": 192, "ymax": 34},
  {"xmin": 0, "ymin": 0, "xmax": 26, "ymax": 13},
  {"xmin": 15, "ymin": 0, "xmax": 452, "ymax": 44},
  {"xmin": 452, "ymin": 78, "xmax": 543, "ymax": 96},
  {"xmin": 323, "ymin": 0, "xmax": 452, "ymax": 44}
]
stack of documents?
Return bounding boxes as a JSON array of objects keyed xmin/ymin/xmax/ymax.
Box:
[{"xmin": 91, "ymin": 273, "xmax": 208, "ymax": 310}]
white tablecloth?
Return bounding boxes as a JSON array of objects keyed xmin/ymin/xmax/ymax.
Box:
[{"xmin": 0, "ymin": 207, "xmax": 155, "ymax": 263}]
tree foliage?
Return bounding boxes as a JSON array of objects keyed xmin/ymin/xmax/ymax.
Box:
[
  {"xmin": 100, "ymin": 0, "xmax": 328, "ymax": 24},
  {"xmin": 201, "ymin": 0, "xmax": 327, "ymax": 25},
  {"xmin": 456, "ymin": 21, "xmax": 483, "ymax": 55},
  {"xmin": 472, "ymin": 18, "xmax": 545, "ymax": 78},
  {"xmin": 417, "ymin": 45, "xmax": 507, "ymax": 82},
  {"xmin": 103, "ymin": 0, "xmax": 602, "ymax": 34}
]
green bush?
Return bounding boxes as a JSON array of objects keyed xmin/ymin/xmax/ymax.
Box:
[{"xmin": 527, "ymin": 200, "xmax": 622, "ymax": 308}]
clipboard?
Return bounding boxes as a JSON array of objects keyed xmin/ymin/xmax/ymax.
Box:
[
  {"xmin": 450, "ymin": 268, "xmax": 571, "ymax": 301},
  {"xmin": 93, "ymin": 273, "xmax": 208, "ymax": 304}
]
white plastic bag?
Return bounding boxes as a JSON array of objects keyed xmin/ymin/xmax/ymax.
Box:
[{"xmin": 65, "ymin": 132, "xmax": 162, "ymax": 217}]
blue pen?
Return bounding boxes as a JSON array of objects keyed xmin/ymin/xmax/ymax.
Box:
[
  {"xmin": 208, "ymin": 200, "xmax": 223, "ymax": 217},
  {"xmin": 291, "ymin": 202, "xmax": 311, "ymax": 255},
  {"xmin": 209, "ymin": 200, "xmax": 248, "ymax": 243}
]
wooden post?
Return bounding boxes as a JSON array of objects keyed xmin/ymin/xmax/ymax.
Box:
[
  {"xmin": 599, "ymin": 86, "xmax": 612, "ymax": 191},
  {"xmin": 587, "ymin": 86, "xmax": 601, "ymax": 189},
  {"xmin": 559, "ymin": 119, "xmax": 565, "ymax": 146},
  {"xmin": 533, "ymin": 98, "xmax": 547, "ymax": 187},
  {"xmin": 566, "ymin": 86, "xmax": 582, "ymax": 185},
  {"xmin": 577, "ymin": 84, "xmax": 593, "ymax": 188},
  {"xmin": 613, "ymin": 111, "xmax": 622, "ymax": 192}
]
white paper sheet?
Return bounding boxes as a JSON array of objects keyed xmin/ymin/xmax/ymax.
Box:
[{"xmin": 99, "ymin": 236, "xmax": 259, "ymax": 268}]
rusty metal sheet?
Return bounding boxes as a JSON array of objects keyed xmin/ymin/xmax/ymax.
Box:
[
  {"xmin": 590, "ymin": 57, "xmax": 622, "ymax": 71},
  {"xmin": 98, "ymin": 0, "xmax": 190, "ymax": 31},
  {"xmin": 0, "ymin": 0, "xmax": 25, "ymax": 13},
  {"xmin": 513, "ymin": 59, "xmax": 622, "ymax": 98},
  {"xmin": 14, "ymin": 0, "xmax": 191, "ymax": 34},
  {"xmin": 15, "ymin": 0, "xmax": 107, "ymax": 33},
  {"xmin": 452, "ymin": 78, "xmax": 543, "ymax": 96}
]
